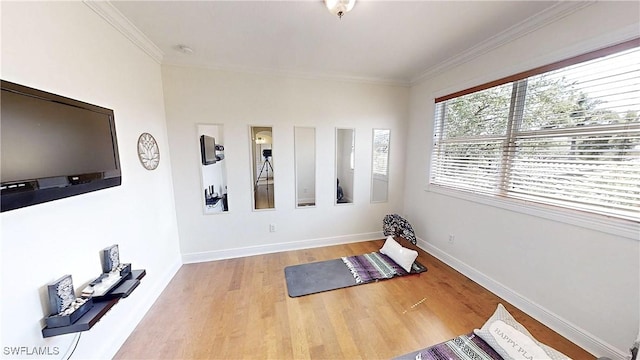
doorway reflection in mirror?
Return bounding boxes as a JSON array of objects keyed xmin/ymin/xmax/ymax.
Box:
[
  {"xmin": 251, "ymin": 126, "xmax": 275, "ymax": 210},
  {"xmin": 198, "ymin": 124, "xmax": 228, "ymax": 214}
]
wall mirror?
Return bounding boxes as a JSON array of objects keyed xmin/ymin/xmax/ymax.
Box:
[
  {"xmin": 335, "ymin": 128, "xmax": 355, "ymax": 205},
  {"xmin": 250, "ymin": 126, "xmax": 275, "ymax": 210},
  {"xmin": 371, "ymin": 129, "xmax": 390, "ymax": 203},
  {"xmin": 198, "ymin": 124, "xmax": 228, "ymax": 214},
  {"xmin": 294, "ymin": 127, "xmax": 316, "ymax": 207}
]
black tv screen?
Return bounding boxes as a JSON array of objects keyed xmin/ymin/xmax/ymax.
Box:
[
  {"xmin": 1, "ymin": 80, "xmax": 121, "ymax": 212},
  {"xmin": 200, "ymin": 135, "xmax": 217, "ymax": 165}
]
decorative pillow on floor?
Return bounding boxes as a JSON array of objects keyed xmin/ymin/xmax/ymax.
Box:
[
  {"xmin": 379, "ymin": 236, "xmax": 418, "ymax": 273},
  {"xmin": 474, "ymin": 304, "xmax": 571, "ymax": 360}
]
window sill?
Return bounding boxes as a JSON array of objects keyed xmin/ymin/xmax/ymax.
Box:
[{"xmin": 424, "ymin": 184, "xmax": 639, "ymax": 240}]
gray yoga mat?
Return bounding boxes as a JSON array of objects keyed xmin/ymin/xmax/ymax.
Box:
[{"xmin": 284, "ymin": 258, "xmax": 358, "ymax": 297}]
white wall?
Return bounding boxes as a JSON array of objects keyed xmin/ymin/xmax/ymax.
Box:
[
  {"xmin": 405, "ymin": 2, "xmax": 640, "ymax": 359},
  {"xmin": 1, "ymin": 2, "xmax": 181, "ymax": 359},
  {"xmin": 162, "ymin": 66, "xmax": 409, "ymax": 261}
]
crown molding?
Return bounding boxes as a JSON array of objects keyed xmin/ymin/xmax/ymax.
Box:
[
  {"xmin": 410, "ymin": 1, "xmax": 596, "ymax": 85},
  {"xmin": 431, "ymin": 24, "xmax": 640, "ymax": 102},
  {"xmin": 162, "ymin": 59, "xmax": 412, "ymax": 88},
  {"xmin": 83, "ymin": 0, "xmax": 407, "ymax": 87},
  {"xmin": 82, "ymin": 1, "xmax": 596, "ymax": 88},
  {"xmin": 83, "ymin": 1, "xmax": 164, "ymax": 64}
]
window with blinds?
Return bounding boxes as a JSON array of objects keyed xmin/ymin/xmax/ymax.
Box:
[
  {"xmin": 372, "ymin": 130, "xmax": 390, "ymax": 177},
  {"xmin": 430, "ymin": 40, "xmax": 640, "ymax": 222}
]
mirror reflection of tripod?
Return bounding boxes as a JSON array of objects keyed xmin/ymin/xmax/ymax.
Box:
[
  {"xmin": 255, "ymin": 149, "xmax": 273, "ymax": 207},
  {"xmin": 255, "ymin": 153, "xmax": 273, "ymax": 187},
  {"xmin": 256, "ymin": 149, "xmax": 273, "ymax": 184}
]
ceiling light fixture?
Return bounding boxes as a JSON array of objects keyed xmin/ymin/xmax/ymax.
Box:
[{"xmin": 324, "ymin": 0, "xmax": 356, "ymax": 19}]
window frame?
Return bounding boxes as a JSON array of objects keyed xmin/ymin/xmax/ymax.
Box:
[{"xmin": 426, "ymin": 38, "xmax": 640, "ymax": 239}]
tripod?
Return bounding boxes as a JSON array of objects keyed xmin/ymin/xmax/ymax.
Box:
[{"xmin": 255, "ymin": 155, "xmax": 274, "ymax": 207}]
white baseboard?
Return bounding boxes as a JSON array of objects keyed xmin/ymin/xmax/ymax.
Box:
[
  {"xmin": 416, "ymin": 237, "xmax": 628, "ymax": 360},
  {"xmin": 99, "ymin": 257, "xmax": 182, "ymax": 359},
  {"xmin": 182, "ymin": 232, "xmax": 383, "ymax": 264}
]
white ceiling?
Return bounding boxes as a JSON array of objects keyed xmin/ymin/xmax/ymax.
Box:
[{"xmin": 106, "ymin": 1, "xmax": 587, "ymax": 85}]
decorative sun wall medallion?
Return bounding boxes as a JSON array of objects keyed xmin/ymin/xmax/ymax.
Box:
[{"xmin": 137, "ymin": 132, "xmax": 160, "ymax": 170}]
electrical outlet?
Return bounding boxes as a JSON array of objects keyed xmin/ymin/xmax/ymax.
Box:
[
  {"xmin": 448, "ymin": 234, "xmax": 455, "ymax": 244},
  {"xmin": 269, "ymin": 224, "xmax": 277, "ymax": 232}
]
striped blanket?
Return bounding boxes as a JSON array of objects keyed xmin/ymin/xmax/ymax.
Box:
[
  {"xmin": 341, "ymin": 252, "xmax": 409, "ymax": 284},
  {"xmin": 394, "ymin": 333, "xmax": 502, "ymax": 360}
]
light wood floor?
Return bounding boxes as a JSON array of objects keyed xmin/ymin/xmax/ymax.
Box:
[
  {"xmin": 254, "ymin": 183, "xmax": 275, "ymax": 209},
  {"xmin": 115, "ymin": 240, "xmax": 594, "ymax": 360}
]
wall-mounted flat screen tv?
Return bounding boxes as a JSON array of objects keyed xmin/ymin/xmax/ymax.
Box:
[
  {"xmin": 1, "ymin": 80, "xmax": 122, "ymax": 212},
  {"xmin": 200, "ymin": 135, "xmax": 217, "ymax": 165},
  {"xmin": 200, "ymin": 135, "xmax": 225, "ymax": 165}
]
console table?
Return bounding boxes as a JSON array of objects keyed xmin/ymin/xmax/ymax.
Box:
[{"xmin": 41, "ymin": 269, "xmax": 146, "ymax": 338}]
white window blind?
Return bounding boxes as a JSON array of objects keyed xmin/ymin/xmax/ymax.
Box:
[
  {"xmin": 372, "ymin": 130, "xmax": 390, "ymax": 177},
  {"xmin": 431, "ymin": 42, "xmax": 640, "ymax": 222}
]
